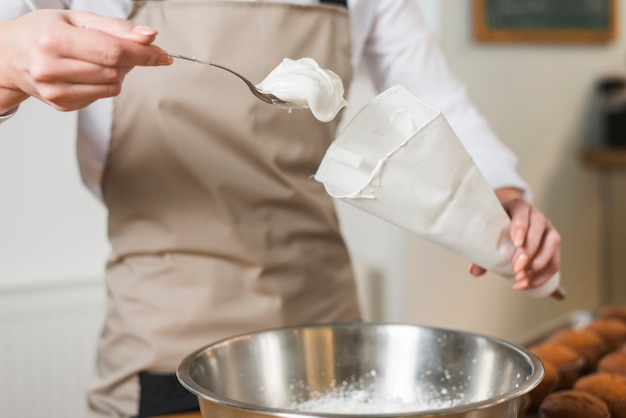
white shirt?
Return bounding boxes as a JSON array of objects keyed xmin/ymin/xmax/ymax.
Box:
[{"xmin": 1, "ymin": 0, "xmax": 528, "ymax": 199}]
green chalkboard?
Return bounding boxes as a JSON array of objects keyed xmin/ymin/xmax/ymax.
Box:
[{"xmin": 474, "ymin": 0, "xmax": 617, "ymax": 43}]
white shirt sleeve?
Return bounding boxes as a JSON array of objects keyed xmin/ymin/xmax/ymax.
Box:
[
  {"xmin": 0, "ymin": 2, "xmax": 66, "ymax": 122},
  {"xmin": 351, "ymin": 0, "xmax": 529, "ymax": 195},
  {"xmin": 1, "ymin": 1, "xmax": 33, "ymax": 18}
]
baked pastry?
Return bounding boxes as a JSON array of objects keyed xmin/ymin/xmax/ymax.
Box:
[
  {"xmin": 527, "ymin": 359, "xmax": 560, "ymax": 411},
  {"xmin": 538, "ymin": 389, "xmax": 610, "ymax": 418},
  {"xmin": 585, "ymin": 317, "xmax": 626, "ymax": 351},
  {"xmin": 529, "ymin": 342, "xmax": 586, "ymax": 389},
  {"xmin": 599, "ymin": 304, "xmax": 626, "ymax": 324},
  {"xmin": 598, "ymin": 350, "xmax": 626, "ymax": 375},
  {"xmin": 574, "ymin": 372, "xmax": 626, "ymax": 418},
  {"xmin": 548, "ymin": 327, "xmax": 609, "ymax": 372}
]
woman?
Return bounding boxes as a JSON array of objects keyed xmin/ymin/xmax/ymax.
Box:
[{"xmin": 0, "ymin": 1, "xmax": 560, "ymax": 416}]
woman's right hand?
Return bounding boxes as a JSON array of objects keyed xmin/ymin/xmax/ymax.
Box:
[{"xmin": 0, "ymin": 10, "xmax": 173, "ymax": 113}]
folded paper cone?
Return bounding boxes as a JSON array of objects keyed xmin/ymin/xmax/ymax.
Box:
[{"xmin": 315, "ymin": 85, "xmax": 563, "ymax": 298}]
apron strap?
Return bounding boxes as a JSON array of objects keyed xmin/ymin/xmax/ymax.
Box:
[
  {"xmin": 321, "ymin": 0, "xmax": 348, "ymax": 7},
  {"xmin": 131, "ymin": 0, "xmax": 348, "ymax": 5}
]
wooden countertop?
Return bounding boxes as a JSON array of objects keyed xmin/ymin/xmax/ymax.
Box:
[{"xmin": 153, "ymin": 413, "xmax": 202, "ymax": 418}]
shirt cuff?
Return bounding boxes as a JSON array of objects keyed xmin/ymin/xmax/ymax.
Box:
[{"xmin": 0, "ymin": 106, "xmax": 18, "ymax": 124}]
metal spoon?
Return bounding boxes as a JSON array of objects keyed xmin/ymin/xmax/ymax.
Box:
[{"xmin": 168, "ymin": 53, "xmax": 289, "ymax": 106}]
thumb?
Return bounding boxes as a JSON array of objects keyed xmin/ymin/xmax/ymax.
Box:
[{"xmin": 468, "ymin": 263, "xmax": 486, "ymax": 277}]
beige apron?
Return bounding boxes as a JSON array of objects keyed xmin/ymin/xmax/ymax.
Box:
[{"xmin": 91, "ymin": 1, "xmax": 359, "ymax": 416}]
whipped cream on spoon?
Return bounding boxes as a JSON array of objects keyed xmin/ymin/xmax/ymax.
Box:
[
  {"xmin": 256, "ymin": 57, "xmax": 348, "ymax": 122},
  {"xmin": 169, "ymin": 54, "xmax": 347, "ymax": 122}
]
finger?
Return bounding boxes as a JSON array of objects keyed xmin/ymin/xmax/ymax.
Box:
[
  {"xmin": 54, "ymin": 21, "xmax": 170, "ymax": 67},
  {"xmin": 129, "ymin": 26, "xmax": 159, "ymax": 45},
  {"xmin": 505, "ymin": 198, "xmax": 531, "ymax": 247},
  {"xmin": 29, "ymin": 57, "xmax": 132, "ymax": 86},
  {"xmin": 34, "ymin": 81, "xmax": 125, "ymax": 111},
  {"xmin": 513, "ymin": 245, "xmax": 560, "ymax": 290},
  {"xmin": 512, "ymin": 270, "xmax": 538, "ymax": 290},
  {"xmin": 512, "ymin": 276, "xmax": 530, "ymax": 290},
  {"xmin": 513, "ymin": 264, "xmax": 558, "ymax": 291},
  {"xmin": 512, "ymin": 249, "xmax": 529, "ymax": 273},
  {"xmin": 528, "ymin": 228, "xmax": 561, "ymax": 273},
  {"xmin": 63, "ymin": 11, "xmax": 158, "ymax": 44},
  {"xmin": 468, "ymin": 263, "xmax": 486, "ymax": 277},
  {"xmin": 514, "ymin": 267, "xmax": 533, "ymax": 283},
  {"xmin": 522, "ymin": 209, "xmax": 548, "ymax": 260}
]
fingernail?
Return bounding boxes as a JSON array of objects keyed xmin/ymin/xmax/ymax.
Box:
[
  {"xmin": 133, "ymin": 26, "xmax": 158, "ymax": 36},
  {"xmin": 157, "ymin": 53, "xmax": 173, "ymax": 65},
  {"xmin": 513, "ymin": 278, "xmax": 529, "ymax": 290},
  {"xmin": 513, "ymin": 253, "xmax": 528, "ymax": 272},
  {"xmin": 514, "ymin": 228, "xmax": 525, "ymax": 247}
]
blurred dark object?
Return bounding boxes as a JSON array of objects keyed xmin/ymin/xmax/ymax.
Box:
[{"xmin": 597, "ymin": 74, "xmax": 626, "ymax": 147}]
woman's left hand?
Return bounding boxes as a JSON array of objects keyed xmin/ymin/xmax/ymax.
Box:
[{"xmin": 468, "ymin": 189, "xmax": 561, "ymax": 291}]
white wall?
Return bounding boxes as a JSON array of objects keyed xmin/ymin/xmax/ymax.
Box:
[{"xmin": 0, "ymin": 101, "xmax": 109, "ymax": 290}]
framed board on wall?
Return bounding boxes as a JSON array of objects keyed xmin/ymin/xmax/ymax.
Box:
[{"xmin": 474, "ymin": 0, "xmax": 617, "ymax": 43}]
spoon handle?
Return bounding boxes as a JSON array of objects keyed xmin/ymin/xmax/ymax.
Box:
[{"xmin": 167, "ymin": 53, "xmax": 211, "ymax": 65}]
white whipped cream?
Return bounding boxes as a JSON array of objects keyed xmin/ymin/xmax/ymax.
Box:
[{"xmin": 256, "ymin": 57, "xmax": 347, "ymax": 122}]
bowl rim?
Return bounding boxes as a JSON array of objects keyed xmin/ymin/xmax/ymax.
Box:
[{"xmin": 177, "ymin": 321, "xmax": 544, "ymax": 417}]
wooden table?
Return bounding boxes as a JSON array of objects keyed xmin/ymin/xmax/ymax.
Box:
[{"xmin": 155, "ymin": 413, "xmax": 202, "ymax": 418}]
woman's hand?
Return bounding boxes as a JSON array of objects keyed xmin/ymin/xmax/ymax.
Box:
[
  {"xmin": 0, "ymin": 10, "xmax": 172, "ymax": 113},
  {"xmin": 468, "ymin": 188, "xmax": 561, "ymax": 291}
]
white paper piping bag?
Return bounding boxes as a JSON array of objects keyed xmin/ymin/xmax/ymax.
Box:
[{"xmin": 315, "ymin": 85, "xmax": 564, "ymax": 299}]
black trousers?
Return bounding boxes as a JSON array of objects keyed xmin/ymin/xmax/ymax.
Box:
[{"xmin": 136, "ymin": 372, "xmax": 199, "ymax": 417}]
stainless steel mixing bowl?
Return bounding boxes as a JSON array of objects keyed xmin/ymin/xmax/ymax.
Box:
[{"xmin": 177, "ymin": 323, "xmax": 543, "ymax": 418}]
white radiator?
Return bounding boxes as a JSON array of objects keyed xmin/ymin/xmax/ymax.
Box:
[
  {"xmin": 0, "ymin": 280, "xmax": 105, "ymax": 418},
  {"xmin": 0, "ymin": 264, "xmax": 384, "ymax": 418}
]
